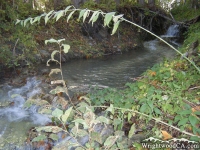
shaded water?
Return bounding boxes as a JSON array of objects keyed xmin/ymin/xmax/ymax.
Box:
[{"xmin": 60, "ymin": 40, "xmax": 175, "ymax": 91}]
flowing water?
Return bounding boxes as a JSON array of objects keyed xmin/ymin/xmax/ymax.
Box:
[{"xmin": 0, "ymin": 25, "xmax": 180, "ymax": 149}]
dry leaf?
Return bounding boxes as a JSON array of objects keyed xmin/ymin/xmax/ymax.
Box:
[
  {"xmin": 161, "ymin": 130, "xmax": 172, "ymax": 140},
  {"xmin": 192, "ymin": 106, "xmax": 200, "ymax": 112}
]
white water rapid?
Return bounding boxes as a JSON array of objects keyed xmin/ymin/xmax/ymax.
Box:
[{"xmin": 0, "ymin": 77, "xmax": 51, "ymax": 149}]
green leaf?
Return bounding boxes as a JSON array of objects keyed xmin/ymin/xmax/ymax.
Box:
[
  {"xmin": 106, "ymin": 104, "xmax": 114, "ymax": 114},
  {"xmin": 190, "ymin": 136, "xmax": 200, "ymax": 142},
  {"xmin": 64, "ymin": 6, "xmax": 72, "ymax": 14},
  {"xmin": 32, "ymin": 135, "xmax": 47, "ymax": 142},
  {"xmin": 45, "ymin": 10, "xmax": 54, "ymax": 25},
  {"xmin": 72, "ymin": 119, "xmax": 89, "ymax": 129},
  {"xmin": 96, "ymin": 116, "xmax": 111, "ymax": 124},
  {"xmin": 36, "ymin": 126, "xmax": 63, "ymax": 133},
  {"xmin": 104, "ymin": 12, "xmax": 115, "ymax": 27},
  {"xmin": 113, "ymin": 118, "xmax": 122, "ymax": 130},
  {"xmin": 62, "ymin": 44, "xmax": 70, "ymax": 53},
  {"xmin": 61, "ymin": 107, "xmax": 73, "ymax": 123},
  {"xmin": 38, "ymin": 107, "xmax": 52, "ymax": 115},
  {"xmin": 194, "ymin": 111, "xmax": 200, "ymax": 115},
  {"xmin": 49, "ymin": 86, "xmax": 68, "ymax": 94},
  {"xmin": 89, "ymin": 11, "xmax": 99, "ymax": 23},
  {"xmin": 177, "ymin": 110, "xmax": 192, "ymax": 115},
  {"xmin": 140, "ymin": 103, "xmax": 148, "ymax": 113},
  {"xmin": 45, "ymin": 38, "xmax": 58, "ymax": 45},
  {"xmin": 91, "ymin": 131, "xmax": 102, "ymax": 144},
  {"xmin": 104, "ymin": 136, "xmax": 117, "ymax": 147},
  {"xmin": 154, "ymin": 107, "xmax": 161, "ymax": 115},
  {"xmin": 111, "ymin": 20, "xmax": 120, "ymax": 35},
  {"xmin": 58, "ymin": 38, "xmax": 65, "ymax": 43},
  {"xmin": 49, "ymin": 133, "xmax": 59, "ymax": 141},
  {"xmin": 51, "ymin": 50, "xmax": 59, "ymax": 60},
  {"xmin": 128, "ymin": 123, "xmax": 136, "ymax": 138},
  {"xmin": 113, "ymin": 14, "xmax": 123, "ymax": 23},
  {"xmin": 52, "ymin": 108, "xmax": 63, "ymax": 119},
  {"xmin": 15, "ymin": 19, "xmax": 21, "ymax": 25},
  {"xmin": 83, "ymin": 10, "xmax": 90, "ymax": 22},
  {"xmin": 77, "ymin": 129, "xmax": 88, "ymax": 137},
  {"xmin": 178, "ymin": 118, "xmax": 188, "ymax": 126},
  {"xmin": 189, "ymin": 115, "xmax": 198, "ymax": 127},
  {"xmin": 55, "ymin": 10, "xmax": 64, "ymax": 21},
  {"xmin": 78, "ymin": 9, "xmax": 86, "ymax": 21},
  {"xmin": 49, "ymin": 68, "xmax": 61, "ymax": 76},
  {"xmin": 67, "ymin": 10, "xmax": 76, "ymax": 23},
  {"xmin": 174, "ymin": 115, "xmax": 182, "ymax": 122},
  {"xmin": 147, "ymin": 100, "xmax": 154, "ymax": 111}
]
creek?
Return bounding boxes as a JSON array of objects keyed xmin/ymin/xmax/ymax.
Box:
[{"xmin": 0, "ymin": 25, "xmax": 180, "ymax": 149}]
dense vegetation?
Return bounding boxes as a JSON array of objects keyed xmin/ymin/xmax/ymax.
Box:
[{"xmin": 0, "ymin": 0, "xmax": 200, "ymax": 149}]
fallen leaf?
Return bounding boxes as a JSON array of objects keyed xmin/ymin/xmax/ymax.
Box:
[{"xmin": 161, "ymin": 130, "xmax": 172, "ymax": 140}]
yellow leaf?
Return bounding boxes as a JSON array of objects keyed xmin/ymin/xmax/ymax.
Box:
[{"xmin": 161, "ymin": 130, "xmax": 172, "ymax": 140}]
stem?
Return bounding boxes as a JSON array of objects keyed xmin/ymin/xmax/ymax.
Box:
[
  {"xmin": 59, "ymin": 44, "xmax": 66, "ymax": 87},
  {"xmin": 93, "ymin": 105, "xmax": 200, "ymax": 138},
  {"xmin": 120, "ymin": 18, "xmax": 200, "ymax": 73}
]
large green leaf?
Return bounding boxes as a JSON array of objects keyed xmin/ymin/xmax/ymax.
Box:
[
  {"xmin": 78, "ymin": 9, "xmax": 86, "ymax": 21},
  {"xmin": 104, "ymin": 12, "xmax": 115, "ymax": 27}
]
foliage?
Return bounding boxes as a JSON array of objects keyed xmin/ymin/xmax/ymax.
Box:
[
  {"xmin": 89, "ymin": 59, "xmax": 200, "ymax": 140},
  {"xmin": 0, "ymin": 0, "xmax": 40, "ymax": 68},
  {"xmin": 171, "ymin": 3, "xmax": 200, "ymax": 21},
  {"xmin": 181, "ymin": 22, "xmax": 200, "ymax": 52}
]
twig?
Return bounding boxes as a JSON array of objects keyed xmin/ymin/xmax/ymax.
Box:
[
  {"xmin": 13, "ymin": 38, "xmax": 19, "ymax": 56},
  {"xmin": 189, "ymin": 86, "xmax": 200, "ymax": 91}
]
